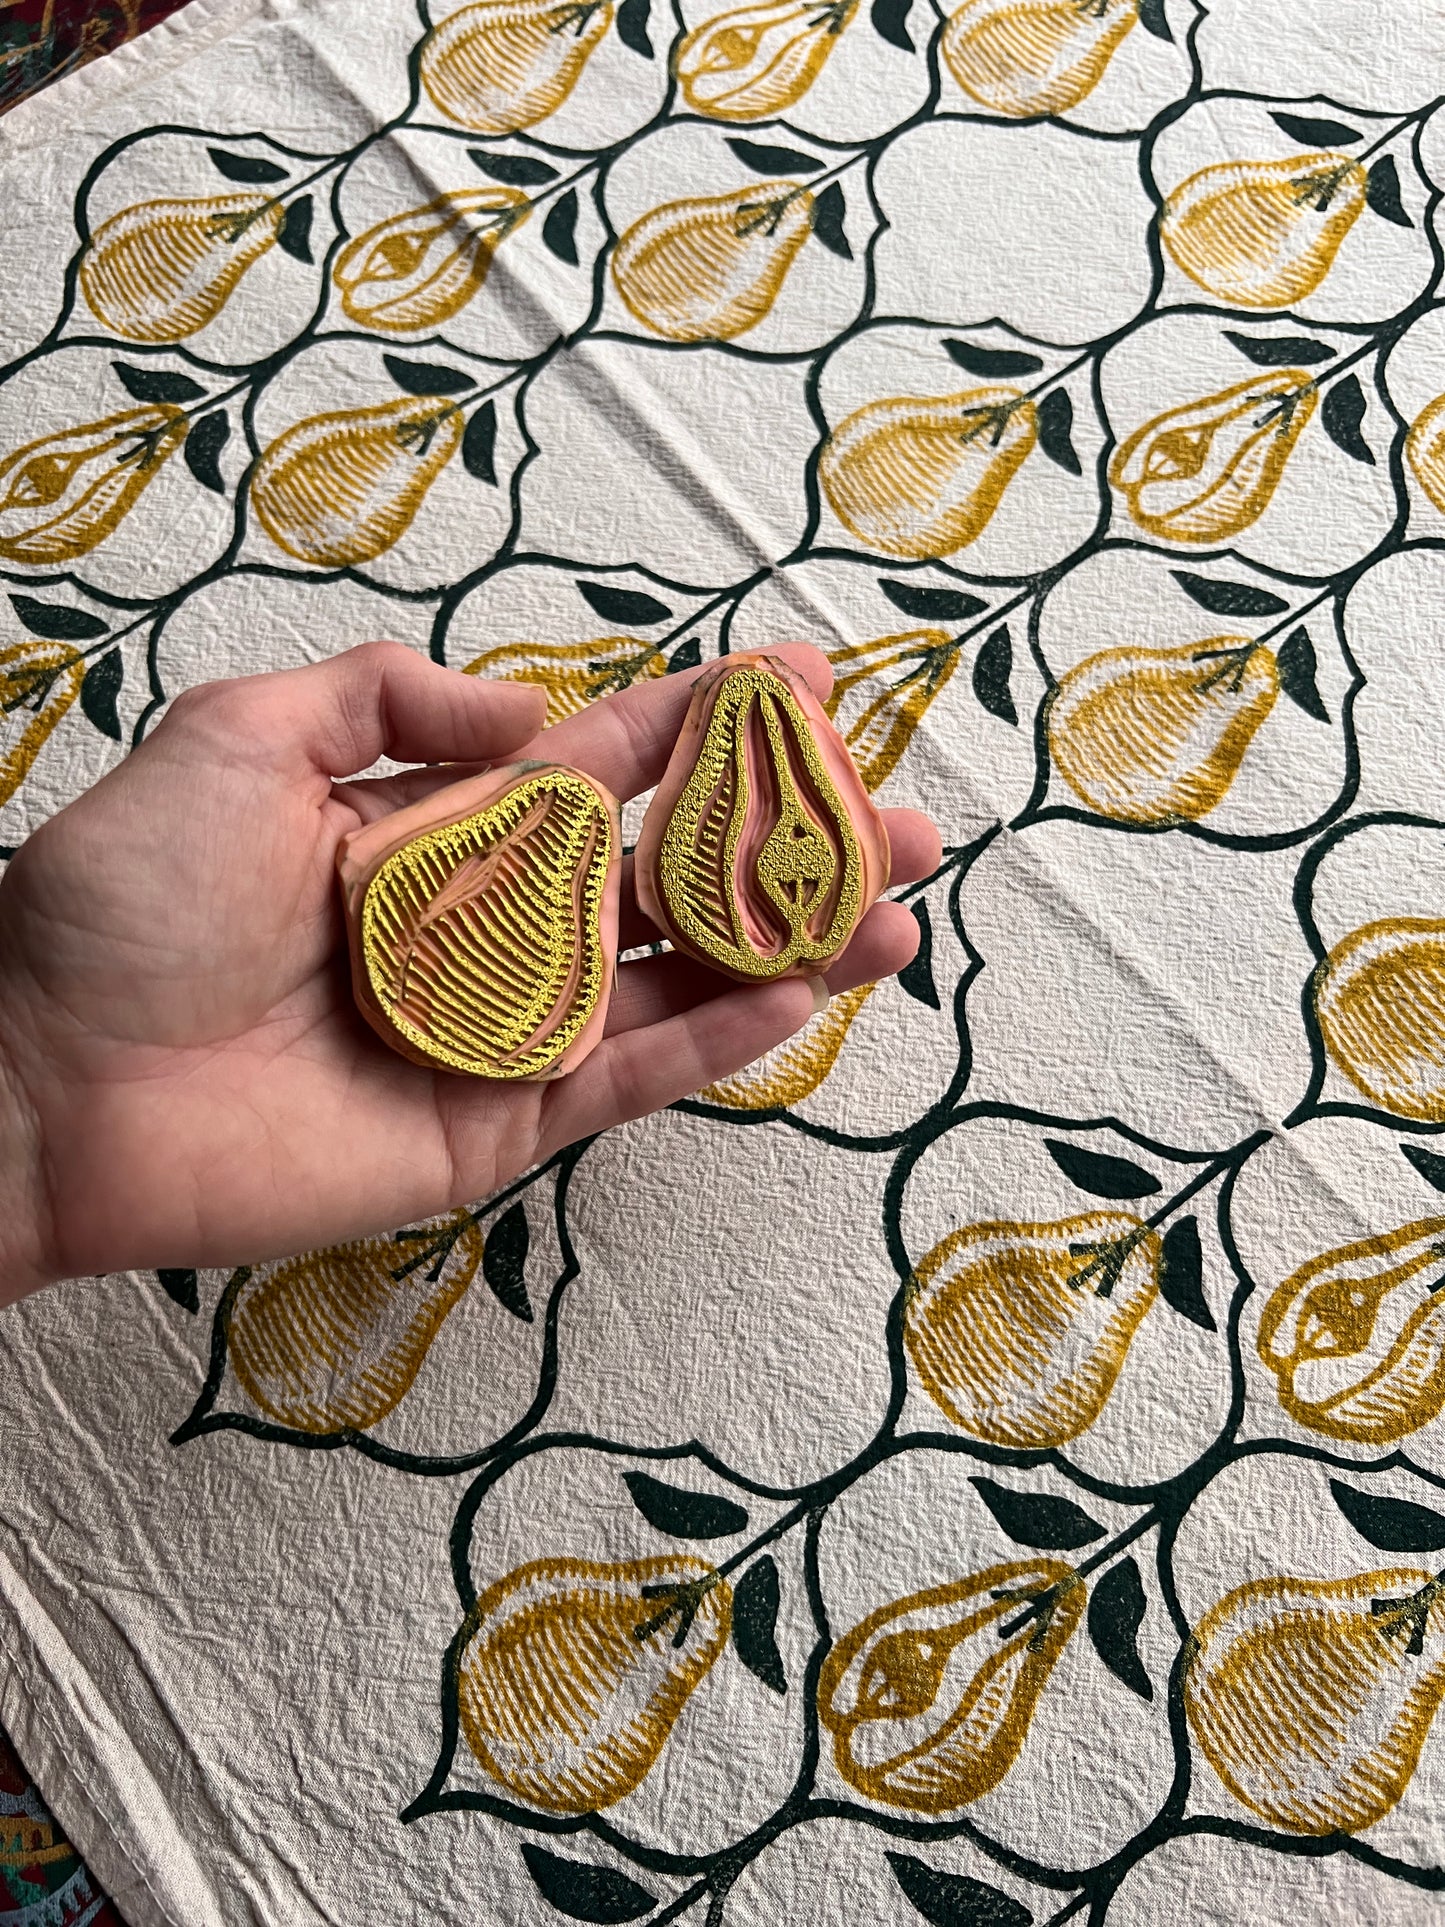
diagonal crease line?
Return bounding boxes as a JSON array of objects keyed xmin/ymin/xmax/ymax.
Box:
[
  {"xmin": 746, "ymin": 563, "xmax": 1018, "ymax": 826},
  {"xmin": 329, "ymin": 134, "xmax": 600, "ymax": 353},
  {"xmin": 976, "ymin": 823, "xmax": 1306, "ymax": 1136},
  {"xmin": 0, "ymin": 1534, "xmax": 226, "ymax": 1927},
  {"xmin": 528, "ymin": 338, "xmax": 799, "ymax": 570}
]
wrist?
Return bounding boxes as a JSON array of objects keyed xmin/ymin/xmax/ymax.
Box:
[{"xmin": 0, "ymin": 962, "xmax": 58, "ymax": 1308}]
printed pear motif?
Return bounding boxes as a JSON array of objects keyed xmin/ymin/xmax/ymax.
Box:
[
  {"xmin": 0, "ymin": 642, "xmax": 87, "ymax": 809},
  {"xmin": 1160, "ymin": 155, "xmax": 1368, "ymax": 308},
  {"xmin": 905, "ymin": 1213, "xmax": 1160, "ymax": 1447},
  {"xmin": 942, "ymin": 0, "xmax": 1137, "ymax": 119},
  {"xmin": 226, "ymin": 1211, "xmax": 484, "ymax": 1432},
  {"xmin": 1257, "ymin": 1218, "xmax": 1445, "ymax": 1444},
  {"xmin": 1313, "ymin": 919, "xmax": 1445, "ymax": 1122},
  {"xmin": 824, "ymin": 629, "xmax": 960, "ymax": 793},
  {"xmin": 80, "ymin": 194, "xmax": 285, "ymax": 342},
  {"xmin": 699, "ymin": 981, "xmax": 876, "ymax": 1108},
  {"xmin": 818, "ymin": 1559, "xmax": 1084, "ymax": 1810},
  {"xmin": 419, "ymin": 0, "xmax": 612, "ymax": 134},
  {"xmin": 1046, "ymin": 638, "xmax": 1278, "ymax": 825},
  {"xmin": 333, "ymin": 189, "xmax": 529, "ymax": 333},
  {"xmin": 339, "ymin": 765, "xmax": 620, "ymax": 1080},
  {"xmin": 675, "ymin": 0, "xmax": 858, "ymax": 121},
  {"xmin": 0, "ymin": 406, "xmax": 188, "ymax": 564},
  {"xmin": 456, "ymin": 1555, "xmax": 732, "ymax": 1811},
  {"xmin": 819, "ymin": 388, "xmax": 1037, "ymax": 559},
  {"xmin": 250, "ymin": 395, "xmax": 463, "ymax": 565},
  {"xmin": 462, "ymin": 634, "xmax": 668, "ymax": 720},
  {"xmin": 1405, "ymin": 392, "xmax": 1445, "ymax": 515},
  {"xmin": 1185, "ymin": 1568, "xmax": 1445, "ymax": 1833},
  {"xmin": 1110, "ymin": 373, "xmax": 1316, "ymax": 543},
  {"xmin": 611, "ymin": 183, "xmax": 814, "ymax": 342}
]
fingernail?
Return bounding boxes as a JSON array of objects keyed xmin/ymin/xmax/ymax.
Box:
[{"xmin": 807, "ymin": 976, "xmax": 831, "ymax": 1016}]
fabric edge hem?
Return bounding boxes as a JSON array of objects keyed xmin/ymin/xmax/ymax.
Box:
[
  {"xmin": 0, "ymin": 1653, "xmax": 178, "ymax": 1927},
  {"xmin": 0, "ymin": 0, "xmax": 278, "ymax": 154}
]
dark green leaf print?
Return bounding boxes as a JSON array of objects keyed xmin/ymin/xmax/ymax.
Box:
[
  {"xmin": 898, "ymin": 900, "xmax": 940, "ymax": 1008},
  {"xmin": 482, "ymin": 1203, "xmax": 532, "ymax": 1322},
  {"xmin": 543, "ymin": 189, "xmax": 581, "ymax": 266},
  {"xmin": 1158, "ymin": 1218, "xmax": 1215, "ymax": 1330},
  {"xmin": 943, "ymin": 340, "xmax": 1044, "ymax": 379},
  {"xmin": 1403, "ymin": 1143, "xmax": 1445, "ymax": 1192},
  {"xmin": 79, "ymin": 651, "xmax": 123, "ymax": 741},
  {"xmin": 623, "ymin": 1471, "xmax": 749, "ymax": 1539},
  {"xmin": 576, "ymin": 582, "xmax": 672, "ymax": 625},
  {"xmin": 183, "ymin": 411, "xmax": 231, "ymax": 494},
  {"xmin": 207, "ymin": 146, "xmax": 288, "ymax": 184},
  {"xmin": 970, "ymin": 1478, "xmax": 1105, "ymax": 1550},
  {"xmin": 1087, "ymin": 1557, "xmax": 1153, "ymax": 1700},
  {"xmin": 1330, "ymin": 1480, "xmax": 1445, "ymax": 1553},
  {"xmin": 1322, "ymin": 374, "xmax": 1375, "ymax": 465},
  {"xmin": 887, "ymin": 1854, "xmax": 1033, "ymax": 1927},
  {"xmin": 972, "ymin": 625, "xmax": 1017, "ymax": 725},
  {"xmin": 113, "ymin": 362, "xmax": 206, "ymax": 405},
  {"xmin": 9, "ymin": 595, "xmax": 108, "ymax": 641},
  {"xmin": 383, "ymin": 355, "xmax": 475, "ymax": 396},
  {"xmin": 1044, "ymin": 1139, "xmax": 1161, "ymax": 1200},
  {"xmin": 732, "ymin": 1555, "xmax": 787, "ymax": 1693},
  {"xmin": 1171, "ymin": 573, "xmax": 1289, "ymax": 619},
  {"xmin": 1275, "ymin": 626, "xmax": 1329, "ymax": 721},
  {"xmin": 469, "ymin": 150, "xmax": 560, "ymax": 188},
  {"xmin": 462, "ymin": 400, "xmax": 498, "ymax": 483},
  {"xmin": 879, "ymin": 580, "xmax": 987, "ymax": 621},
  {"xmin": 520, "ymin": 1844, "xmax": 657, "ymax": 1923},
  {"xmin": 727, "ymin": 139, "xmax": 824, "ymax": 175}
]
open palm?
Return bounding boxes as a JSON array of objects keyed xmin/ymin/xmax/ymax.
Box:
[{"xmin": 0, "ymin": 642, "xmax": 939, "ymax": 1301}]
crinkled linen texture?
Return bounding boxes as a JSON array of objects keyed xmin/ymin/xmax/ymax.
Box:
[{"xmin": 6, "ymin": 1, "xmax": 1445, "ymax": 1922}]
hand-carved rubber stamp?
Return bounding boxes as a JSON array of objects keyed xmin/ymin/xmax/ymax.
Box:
[
  {"xmin": 338, "ymin": 762, "xmax": 620, "ymax": 1080},
  {"xmin": 634, "ymin": 652, "xmax": 890, "ymax": 982}
]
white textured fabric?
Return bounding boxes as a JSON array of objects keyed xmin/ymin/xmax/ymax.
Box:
[{"xmin": 5, "ymin": 2, "xmax": 1445, "ymax": 1922}]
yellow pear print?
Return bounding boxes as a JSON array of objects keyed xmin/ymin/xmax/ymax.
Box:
[
  {"xmin": 1046, "ymin": 637, "xmax": 1278, "ymax": 825},
  {"xmin": 80, "ymin": 194, "xmax": 285, "ymax": 343},
  {"xmin": 251, "ymin": 395, "xmax": 464, "ymax": 566},
  {"xmin": 824, "ymin": 629, "xmax": 960, "ymax": 793},
  {"xmin": 226, "ymin": 1211, "xmax": 484, "ymax": 1433},
  {"xmin": 1405, "ymin": 392, "xmax": 1445, "ymax": 515},
  {"xmin": 456, "ymin": 1554, "xmax": 732, "ymax": 1811},
  {"xmin": 1257, "ymin": 1217, "xmax": 1445, "ymax": 1444},
  {"xmin": 463, "ymin": 634, "xmax": 667, "ymax": 720},
  {"xmin": 817, "ymin": 1559, "xmax": 1084, "ymax": 1810},
  {"xmin": 1160, "ymin": 154, "xmax": 1368, "ymax": 308},
  {"xmin": 419, "ymin": 0, "xmax": 612, "ymax": 134},
  {"xmin": 700, "ymin": 981, "xmax": 876, "ymax": 1108},
  {"xmin": 819, "ymin": 388, "xmax": 1037, "ymax": 559},
  {"xmin": 333, "ymin": 189, "xmax": 530, "ymax": 333},
  {"xmin": 904, "ymin": 1212, "xmax": 1160, "ymax": 1448},
  {"xmin": 942, "ymin": 0, "xmax": 1137, "ymax": 119},
  {"xmin": 1314, "ymin": 918, "xmax": 1445, "ymax": 1122},
  {"xmin": 675, "ymin": 0, "xmax": 858, "ymax": 122},
  {"xmin": 1185, "ymin": 1567, "xmax": 1445, "ymax": 1833},
  {"xmin": 1110, "ymin": 372, "xmax": 1316, "ymax": 543},
  {"xmin": 0, "ymin": 642, "xmax": 87, "ymax": 810},
  {"xmin": 611, "ymin": 183, "xmax": 814, "ymax": 342},
  {"xmin": 0, "ymin": 406, "xmax": 188, "ymax": 564}
]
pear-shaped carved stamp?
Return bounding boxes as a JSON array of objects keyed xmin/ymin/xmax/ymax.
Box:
[
  {"xmin": 338, "ymin": 762, "xmax": 620, "ymax": 1080},
  {"xmin": 634, "ymin": 652, "xmax": 889, "ymax": 982}
]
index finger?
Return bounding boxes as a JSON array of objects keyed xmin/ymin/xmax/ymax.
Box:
[{"xmin": 533, "ymin": 641, "xmax": 834, "ymax": 802}]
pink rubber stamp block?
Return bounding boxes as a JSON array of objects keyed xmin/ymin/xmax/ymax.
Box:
[
  {"xmin": 337, "ymin": 761, "xmax": 621, "ymax": 1080},
  {"xmin": 634, "ymin": 651, "xmax": 890, "ymax": 983}
]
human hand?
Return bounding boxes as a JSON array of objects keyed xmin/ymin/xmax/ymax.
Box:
[{"xmin": 0, "ymin": 641, "xmax": 941, "ymax": 1304}]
